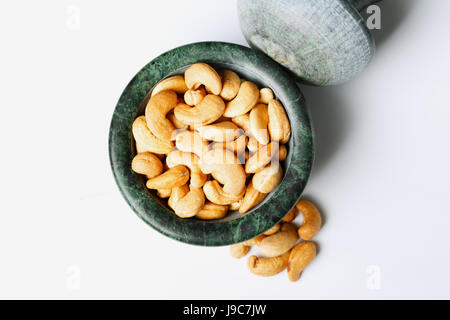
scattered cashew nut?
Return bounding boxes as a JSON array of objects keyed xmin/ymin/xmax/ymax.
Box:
[
  {"xmin": 230, "ymin": 243, "xmax": 250, "ymax": 259},
  {"xmin": 247, "ymin": 251, "xmax": 291, "ymax": 277},
  {"xmin": 296, "ymin": 200, "xmax": 322, "ymax": 240},
  {"xmin": 287, "ymin": 241, "xmax": 316, "ymax": 282},
  {"xmin": 263, "ymin": 223, "xmax": 281, "ymax": 236},
  {"xmin": 258, "ymin": 223, "xmax": 298, "ymax": 258}
]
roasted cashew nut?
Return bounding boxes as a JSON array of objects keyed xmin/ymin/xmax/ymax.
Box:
[
  {"xmin": 241, "ymin": 234, "xmax": 266, "ymax": 246},
  {"xmin": 296, "ymin": 200, "xmax": 322, "ymax": 240},
  {"xmin": 145, "ymin": 90, "xmax": 179, "ymax": 142},
  {"xmin": 200, "ymin": 149, "xmax": 246, "ymax": 195},
  {"xmin": 238, "ymin": 180, "xmax": 267, "ymax": 214},
  {"xmin": 230, "ymin": 244, "xmax": 250, "ymax": 259},
  {"xmin": 166, "ymin": 150, "xmax": 207, "ymax": 188},
  {"xmin": 203, "ymin": 180, "xmax": 245, "ymax": 205},
  {"xmin": 245, "ymin": 142, "xmax": 279, "ymax": 174},
  {"xmin": 282, "ymin": 207, "xmax": 298, "ymax": 222},
  {"xmin": 184, "ymin": 63, "xmax": 222, "ymax": 95},
  {"xmin": 263, "ymin": 223, "xmax": 281, "ymax": 236},
  {"xmin": 174, "ymin": 94, "xmax": 225, "ymax": 126},
  {"xmin": 231, "ymin": 113, "xmax": 251, "ymax": 134},
  {"xmin": 252, "ymin": 163, "xmax": 283, "ymax": 193},
  {"xmin": 151, "ymin": 75, "xmax": 188, "ymax": 97},
  {"xmin": 197, "ymin": 121, "xmax": 242, "ymax": 142},
  {"xmin": 218, "ymin": 69, "xmax": 240, "ymax": 101},
  {"xmin": 258, "ymin": 88, "xmax": 274, "ymax": 104},
  {"xmin": 156, "ymin": 188, "xmax": 172, "ymax": 198},
  {"xmin": 247, "ymin": 251, "xmax": 291, "ymax": 277},
  {"xmin": 146, "ymin": 165, "xmax": 189, "ymax": 190},
  {"xmin": 247, "ymin": 136, "xmax": 261, "ymax": 153},
  {"xmin": 250, "ymin": 103, "xmax": 270, "ymax": 145},
  {"xmin": 132, "ymin": 116, "xmax": 173, "ymax": 155},
  {"xmin": 258, "ymin": 223, "xmax": 298, "ymax": 258},
  {"xmin": 168, "ymin": 112, "xmax": 188, "ymax": 130},
  {"xmin": 268, "ymin": 99, "xmax": 291, "ymax": 144},
  {"xmin": 278, "ymin": 144, "xmax": 287, "ymax": 161},
  {"xmin": 131, "ymin": 152, "xmax": 163, "ymax": 179},
  {"xmin": 212, "ymin": 135, "xmax": 248, "ymax": 156},
  {"xmin": 196, "ymin": 201, "xmax": 229, "ymax": 220},
  {"xmin": 229, "ymin": 199, "xmax": 242, "ymax": 211},
  {"xmin": 171, "ymin": 185, "xmax": 205, "ymax": 218},
  {"xmin": 175, "ymin": 130, "xmax": 210, "ymax": 158},
  {"xmin": 287, "ymin": 241, "xmax": 316, "ymax": 282},
  {"xmin": 223, "ymin": 81, "xmax": 260, "ymax": 117},
  {"xmin": 184, "ymin": 87, "xmax": 206, "ymax": 106}
]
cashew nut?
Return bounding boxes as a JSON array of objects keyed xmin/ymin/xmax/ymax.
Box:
[
  {"xmin": 197, "ymin": 121, "xmax": 241, "ymax": 142},
  {"xmin": 231, "ymin": 113, "xmax": 251, "ymax": 133},
  {"xmin": 229, "ymin": 200, "xmax": 242, "ymax": 211},
  {"xmin": 218, "ymin": 69, "xmax": 240, "ymax": 101},
  {"xmin": 151, "ymin": 75, "xmax": 188, "ymax": 97},
  {"xmin": 184, "ymin": 63, "xmax": 222, "ymax": 95},
  {"xmin": 245, "ymin": 142, "xmax": 279, "ymax": 174},
  {"xmin": 203, "ymin": 180, "xmax": 245, "ymax": 205},
  {"xmin": 230, "ymin": 244, "xmax": 250, "ymax": 259},
  {"xmin": 258, "ymin": 223, "xmax": 298, "ymax": 257},
  {"xmin": 166, "ymin": 150, "xmax": 207, "ymax": 188},
  {"xmin": 287, "ymin": 241, "xmax": 316, "ymax": 282},
  {"xmin": 145, "ymin": 90, "xmax": 179, "ymax": 142},
  {"xmin": 131, "ymin": 152, "xmax": 163, "ymax": 179},
  {"xmin": 241, "ymin": 234, "xmax": 266, "ymax": 246},
  {"xmin": 238, "ymin": 180, "xmax": 267, "ymax": 214},
  {"xmin": 212, "ymin": 135, "xmax": 248, "ymax": 156},
  {"xmin": 250, "ymin": 103, "xmax": 270, "ymax": 145},
  {"xmin": 200, "ymin": 149, "xmax": 246, "ymax": 195},
  {"xmin": 263, "ymin": 223, "xmax": 281, "ymax": 236},
  {"xmin": 174, "ymin": 94, "xmax": 225, "ymax": 126},
  {"xmin": 282, "ymin": 207, "xmax": 298, "ymax": 222},
  {"xmin": 247, "ymin": 136, "xmax": 261, "ymax": 153},
  {"xmin": 268, "ymin": 99, "xmax": 291, "ymax": 144},
  {"xmin": 184, "ymin": 87, "xmax": 206, "ymax": 106},
  {"xmin": 258, "ymin": 87, "xmax": 274, "ymax": 104},
  {"xmin": 175, "ymin": 130, "xmax": 210, "ymax": 158},
  {"xmin": 168, "ymin": 112, "xmax": 188, "ymax": 130},
  {"xmin": 279, "ymin": 144, "xmax": 287, "ymax": 161},
  {"xmin": 196, "ymin": 201, "xmax": 228, "ymax": 220},
  {"xmin": 296, "ymin": 200, "xmax": 322, "ymax": 240},
  {"xmin": 168, "ymin": 184, "xmax": 205, "ymax": 218},
  {"xmin": 132, "ymin": 116, "xmax": 173, "ymax": 155},
  {"xmin": 157, "ymin": 188, "xmax": 172, "ymax": 198},
  {"xmin": 252, "ymin": 164, "xmax": 283, "ymax": 193},
  {"xmin": 146, "ymin": 165, "xmax": 189, "ymax": 190},
  {"xmin": 247, "ymin": 251, "xmax": 291, "ymax": 277},
  {"xmin": 223, "ymin": 81, "xmax": 259, "ymax": 117}
]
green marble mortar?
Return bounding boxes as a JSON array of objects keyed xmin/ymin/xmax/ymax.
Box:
[{"xmin": 109, "ymin": 42, "xmax": 313, "ymax": 246}]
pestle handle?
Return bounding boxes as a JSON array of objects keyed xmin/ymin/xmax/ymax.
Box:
[{"xmin": 347, "ymin": 0, "xmax": 382, "ymax": 12}]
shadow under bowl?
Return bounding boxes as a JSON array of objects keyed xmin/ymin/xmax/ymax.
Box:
[{"xmin": 108, "ymin": 42, "xmax": 314, "ymax": 246}]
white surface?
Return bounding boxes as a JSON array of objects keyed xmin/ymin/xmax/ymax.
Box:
[{"xmin": 0, "ymin": 0, "xmax": 449, "ymax": 299}]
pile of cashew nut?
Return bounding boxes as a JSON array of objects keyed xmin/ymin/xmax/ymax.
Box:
[
  {"xmin": 131, "ymin": 62, "xmax": 291, "ymax": 219},
  {"xmin": 230, "ymin": 199, "xmax": 322, "ymax": 282}
]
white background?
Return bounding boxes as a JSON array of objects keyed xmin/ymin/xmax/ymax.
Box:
[{"xmin": 0, "ymin": 0, "xmax": 449, "ymax": 299}]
